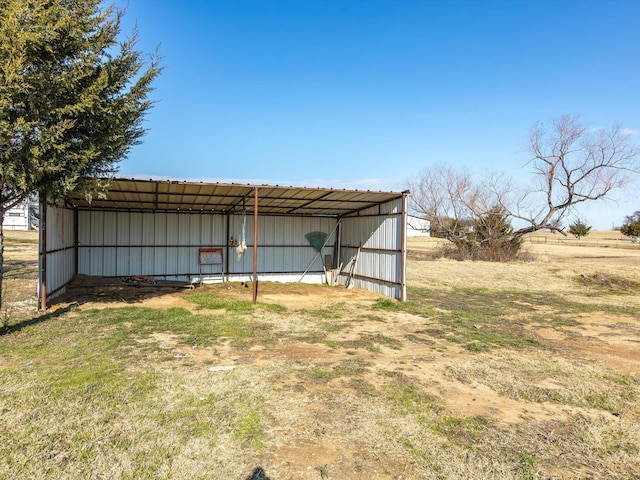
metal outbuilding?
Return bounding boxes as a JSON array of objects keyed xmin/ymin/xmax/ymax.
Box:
[{"xmin": 38, "ymin": 178, "xmax": 408, "ymax": 308}]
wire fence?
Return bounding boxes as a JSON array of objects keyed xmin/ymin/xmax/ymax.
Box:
[{"xmin": 528, "ymin": 235, "xmax": 638, "ymax": 249}]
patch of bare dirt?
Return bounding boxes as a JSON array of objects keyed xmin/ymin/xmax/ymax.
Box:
[{"xmin": 529, "ymin": 313, "xmax": 640, "ymax": 374}]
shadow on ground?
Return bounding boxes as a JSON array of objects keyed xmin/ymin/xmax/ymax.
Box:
[
  {"xmin": 244, "ymin": 467, "xmax": 272, "ymax": 480},
  {"xmin": 0, "ymin": 304, "xmax": 77, "ymax": 336}
]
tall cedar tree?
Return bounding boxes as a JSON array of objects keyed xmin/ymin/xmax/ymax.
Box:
[{"xmin": 0, "ymin": 0, "xmax": 161, "ymax": 310}]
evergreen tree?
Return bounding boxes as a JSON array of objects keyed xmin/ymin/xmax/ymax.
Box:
[
  {"xmin": 620, "ymin": 211, "xmax": 640, "ymax": 239},
  {"xmin": 568, "ymin": 220, "xmax": 592, "ymax": 239},
  {"xmin": 472, "ymin": 207, "xmax": 523, "ymax": 261},
  {"xmin": 448, "ymin": 207, "xmax": 523, "ymax": 261},
  {"xmin": 0, "ymin": 0, "xmax": 161, "ymax": 311}
]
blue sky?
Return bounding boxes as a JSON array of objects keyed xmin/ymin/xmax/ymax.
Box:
[{"xmin": 114, "ymin": 0, "xmax": 640, "ymax": 229}]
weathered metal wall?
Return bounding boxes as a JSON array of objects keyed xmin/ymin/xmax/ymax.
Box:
[
  {"xmin": 40, "ymin": 204, "xmax": 76, "ymax": 301},
  {"xmin": 76, "ymin": 211, "xmax": 338, "ymax": 282},
  {"xmin": 78, "ymin": 211, "xmax": 226, "ymax": 280},
  {"xmin": 41, "ymin": 197, "xmax": 405, "ymax": 303},
  {"xmin": 339, "ymin": 197, "xmax": 405, "ymax": 299},
  {"xmin": 227, "ymin": 214, "xmax": 338, "ymax": 283}
]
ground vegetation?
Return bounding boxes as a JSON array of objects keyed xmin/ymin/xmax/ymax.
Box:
[{"xmin": 1, "ymin": 230, "xmax": 639, "ymax": 479}]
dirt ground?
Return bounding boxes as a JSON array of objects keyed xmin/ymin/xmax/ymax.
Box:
[
  {"xmin": 7, "ymin": 232, "xmax": 640, "ymax": 478},
  {"xmin": 50, "ymin": 237, "xmax": 640, "ymax": 426}
]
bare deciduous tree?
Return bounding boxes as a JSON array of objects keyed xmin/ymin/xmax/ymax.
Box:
[
  {"xmin": 408, "ymin": 115, "xmax": 640, "ymax": 259},
  {"xmin": 513, "ymin": 115, "xmax": 640, "ymax": 235}
]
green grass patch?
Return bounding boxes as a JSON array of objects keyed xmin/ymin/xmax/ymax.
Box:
[
  {"xmin": 183, "ymin": 292, "xmax": 254, "ymax": 312},
  {"xmin": 297, "ymin": 319, "xmax": 350, "ymax": 345},
  {"xmin": 382, "ymin": 372, "xmax": 444, "ymax": 417},
  {"xmin": 382, "ymin": 285, "xmax": 640, "ymax": 351},
  {"xmin": 233, "ymin": 401, "xmax": 266, "ymax": 450},
  {"xmin": 431, "ymin": 415, "xmax": 494, "ymax": 441},
  {"xmin": 300, "ymin": 303, "xmax": 346, "ymax": 320},
  {"xmin": 371, "ymin": 298, "xmax": 398, "ymax": 310},
  {"xmin": 184, "ymin": 291, "xmax": 287, "ymax": 314},
  {"xmin": 406, "ymin": 286, "xmax": 640, "ymax": 319},
  {"xmin": 306, "ymin": 358, "xmax": 372, "ymax": 382},
  {"xmin": 87, "ymin": 306, "xmax": 274, "ymax": 348},
  {"xmin": 0, "ymin": 305, "xmax": 278, "ymax": 478},
  {"xmin": 514, "ymin": 451, "xmax": 539, "ymax": 479}
]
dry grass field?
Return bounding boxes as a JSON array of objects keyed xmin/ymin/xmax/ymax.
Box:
[{"xmin": 1, "ymin": 230, "xmax": 639, "ymax": 479}]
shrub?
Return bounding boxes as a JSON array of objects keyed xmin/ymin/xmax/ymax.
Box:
[{"xmin": 569, "ymin": 220, "xmax": 592, "ymax": 239}]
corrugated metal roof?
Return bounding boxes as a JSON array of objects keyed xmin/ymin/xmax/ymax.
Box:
[{"xmin": 66, "ymin": 178, "xmax": 406, "ymax": 217}]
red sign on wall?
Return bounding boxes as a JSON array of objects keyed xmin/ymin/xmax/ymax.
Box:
[{"xmin": 198, "ymin": 248, "xmax": 223, "ymax": 265}]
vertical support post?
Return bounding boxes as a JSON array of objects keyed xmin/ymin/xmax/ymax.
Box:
[
  {"xmin": 400, "ymin": 192, "xmax": 408, "ymax": 301},
  {"xmin": 332, "ymin": 218, "xmax": 340, "ymax": 270},
  {"xmin": 73, "ymin": 207, "xmax": 79, "ymax": 276},
  {"xmin": 252, "ymin": 187, "xmax": 259, "ymax": 304},
  {"xmin": 225, "ymin": 212, "xmax": 230, "ymax": 282},
  {"xmin": 39, "ymin": 199, "xmax": 47, "ymax": 310}
]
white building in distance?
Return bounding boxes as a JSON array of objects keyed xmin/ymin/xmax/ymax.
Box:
[{"xmin": 407, "ymin": 215, "xmax": 430, "ymax": 237}]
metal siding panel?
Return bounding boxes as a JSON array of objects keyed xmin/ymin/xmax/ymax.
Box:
[
  {"xmin": 177, "ymin": 215, "xmax": 191, "ymax": 274},
  {"xmin": 339, "ymin": 206, "xmax": 403, "ymax": 298},
  {"xmin": 200, "ymin": 215, "xmax": 212, "ymax": 245},
  {"xmin": 128, "ymin": 212, "xmax": 143, "ymax": 275},
  {"xmin": 141, "ymin": 213, "xmax": 155, "ymax": 274},
  {"xmin": 261, "ymin": 215, "xmax": 276, "ymax": 245},
  {"xmin": 44, "ymin": 204, "xmax": 76, "ymax": 299},
  {"xmin": 78, "ymin": 210, "xmax": 91, "ymax": 248},
  {"xmin": 214, "ymin": 215, "xmax": 226, "ymax": 245},
  {"xmin": 178, "ymin": 215, "xmax": 191, "ymax": 245},
  {"xmin": 102, "ymin": 247, "xmax": 117, "ymax": 276},
  {"xmin": 155, "ymin": 213, "xmax": 168, "ymax": 245},
  {"xmin": 101, "ymin": 212, "xmax": 118, "ymax": 277},
  {"xmin": 189, "ymin": 215, "xmax": 200, "ymax": 244},
  {"xmin": 100, "ymin": 211, "xmax": 117, "ymax": 276},
  {"xmin": 89, "ymin": 212, "xmax": 104, "ymax": 276},
  {"xmin": 154, "ymin": 246, "xmax": 167, "ymax": 276},
  {"xmin": 258, "ymin": 217, "xmax": 277, "ymax": 272},
  {"xmin": 165, "ymin": 214, "xmax": 179, "ymax": 275},
  {"xmin": 153, "ymin": 214, "xmax": 166, "ymax": 275},
  {"xmin": 115, "ymin": 211, "xmax": 129, "ymax": 275},
  {"xmin": 46, "ymin": 207, "xmax": 60, "ymax": 251},
  {"xmin": 101, "ymin": 211, "xmax": 116, "ymax": 243},
  {"xmin": 62, "ymin": 208, "xmax": 74, "ymax": 250},
  {"xmin": 166, "ymin": 246, "xmax": 178, "ymax": 277},
  {"xmin": 166, "ymin": 213, "xmax": 179, "ymax": 244}
]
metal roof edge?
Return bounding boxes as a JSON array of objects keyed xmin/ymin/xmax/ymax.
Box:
[{"xmin": 112, "ymin": 177, "xmax": 405, "ymax": 196}]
